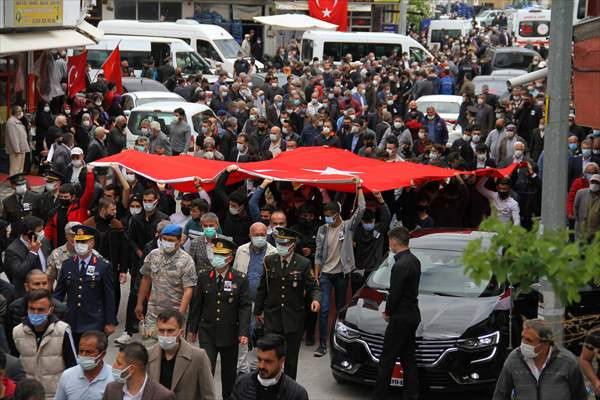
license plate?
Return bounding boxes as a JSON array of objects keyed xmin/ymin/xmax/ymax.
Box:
[{"xmin": 390, "ymin": 363, "xmax": 404, "ymax": 387}]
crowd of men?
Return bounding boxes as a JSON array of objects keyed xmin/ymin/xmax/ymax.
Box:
[{"xmin": 1, "ymin": 13, "xmax": 600, "ymax": 400}]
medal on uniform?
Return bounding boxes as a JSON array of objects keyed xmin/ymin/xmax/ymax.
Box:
[
  {"xmin": 224, "ymin": 280, "xmax": 232, "ymax": 292},
  {"xmin": 23, "ymin": 203, "xmax": 30, "ymax": 211},
  {"xmin": 86, "ymin": 265, "xmax": 95, "ymax": 276}
]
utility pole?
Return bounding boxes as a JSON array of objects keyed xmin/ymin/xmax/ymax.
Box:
[
  {"xmin": 539, "ymin": 0, "xmax": 574, "ymax": 345},
  {"xmin": 398, "ymin": 0, "xmax": 408, "ymax": 35}
]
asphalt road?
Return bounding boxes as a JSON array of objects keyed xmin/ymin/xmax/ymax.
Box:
[{"xmin": 105, "ymin": 276, "xmax": 490, "ymax": 400}]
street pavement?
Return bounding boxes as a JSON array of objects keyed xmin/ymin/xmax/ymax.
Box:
[{"xmin": 106, "ymin": 276, "xmax": 490, "ymax": 400}]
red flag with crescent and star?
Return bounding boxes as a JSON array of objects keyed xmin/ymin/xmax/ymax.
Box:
[
  {"xmin": 67, "ymin": 50, "xmax": 87, "ymax": 97},
  {"xmin": 309, "ymin": 0, "xmax": 348, "ymax": 31}
]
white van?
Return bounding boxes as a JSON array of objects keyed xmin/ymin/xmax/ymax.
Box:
[
  {"xmin": 508, "ymin": 9, "xmax": 551, "ymax": 47},
  {"xmin": 98, "ymin": 19, "xmax": 263, "ymax": 76},
  {"xmin": 301, "ymin": 30, "xmax": 433, "ymax": 65},
  {"xmin": 83, "ymin": 35, "xmax": 214, "ymax": 81},
  {"xmin": 427, "ymin": 19, "xmax": 472, "ymax": 49}
]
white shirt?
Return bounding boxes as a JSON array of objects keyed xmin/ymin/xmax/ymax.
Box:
[
  {"xmin": 476, "ymin": 177, "xmax": 521, "ymax": 225},
  {"xmin": 123, "ymin": 374, "xmax": 148, "ymax": 400},
  {"xmin": 525, "ymin": 347, "xmax": 552, "ymax": 381}
]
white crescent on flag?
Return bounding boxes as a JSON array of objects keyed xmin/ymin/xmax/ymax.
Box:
[
  {"xmin": 68, "ymin": 65, "xmax": 78, "ymax": 89},
  {"xmin": 315, "ymin": 0, "xmax": 338, "ymax": 18}
]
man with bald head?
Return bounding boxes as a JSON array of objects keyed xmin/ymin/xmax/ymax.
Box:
[{"xmin": 232, "ymin": 222, "xmax": 277, "ymax": 374}]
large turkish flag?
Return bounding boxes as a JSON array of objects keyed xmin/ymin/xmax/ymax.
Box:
[
  {"xmin": 309, "ymin": 0, "xmax": 348, "ymax": 31},
  {"xmin": 92, "ymin": 147, "xmax": 519, "ymax": 193},
  {"xmin": 67, "ymin": 50, "xmax": 87, "ymax": 97}
]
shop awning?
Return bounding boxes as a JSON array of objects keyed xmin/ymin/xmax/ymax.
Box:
[
  {"xmin": 274, "ymin": 1, "xmax": 371, "ymax": 12},
  {"xmin": 253, "ymin": 14, "xmax": 338, "ymax": 30},
  {"xmin": 0, "ymin": 20, "xmax": 104, "ymax": 56}
]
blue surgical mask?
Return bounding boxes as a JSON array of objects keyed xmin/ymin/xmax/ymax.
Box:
[
  {"xmin": 251, "ymin": 236, "xmax": 267, "ymax": 248},
  {"xmin": 210, "ymin": 255, "xmax": 227, "ymax": 269},
  {"xmin": 111, "ymin": 365, "xmax": 132, "ymax": 383},
  {"xmin": 276, "ymin": 244, "xmax": 290, "ymax": 257},
  {"xmin": 134, "ymin": 145, "xmax": 145, "ymax": 152},
  {"xmin": 582, "ymin": 149, "xmax": 592, "ymax": 158},
  {"xmin": 568, "ymin": 143, "xmax": 578, "ymax": 151},
  {"xmin": 28, "ymin": 313, "xmax": 48, "ymax": 327},
  {"xmin": 362, "ymin": 222, "xmax": 375, "ymax": 231},
  {"xmin": 203, "ymin": 227, "xmax": 216, "ymax": 238},
  {"xmin": 325, "ymin": 215, "xmax": 336, "ymax": 225}
]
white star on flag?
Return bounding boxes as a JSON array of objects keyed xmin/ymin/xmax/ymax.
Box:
[
  {"xmin": 322, "ymin": 8, "xmax": 332, "ymax": 18},
  {"xmin": 303, "ymin": 167, "xmax": 363, "ymax": 176}
]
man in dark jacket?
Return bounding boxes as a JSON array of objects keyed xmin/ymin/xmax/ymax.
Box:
[
  {"xmin": 230, "ymin": 334, "xmax": 309, "ymax": 400},
  {"xmin": 515, "ymin": 93, "xmax": 543, "ymax": 145},
  {"xmin": 2, "ymin": 173, "xmax": 40, "ymax": 240},
  {"xmin": 85, "ymin": 127, "xmax": 108, "ymax": 163},
  {"xmin": 107, "ymin": 116, "xmax": 127, "ymax": 156},
  {"xmin": 372, "ymin": 227, "xmax": 421, "ymax": 400},
  {"xmin": 214, "ymin": 166, "xmax": 252, "ymax": 246},
  {"xmin": 4, "ymin": 216, "xmax": 52, "ymax": 299}
]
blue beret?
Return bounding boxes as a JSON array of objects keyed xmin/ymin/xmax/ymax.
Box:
[{"xmin": 162, "ymin": 224, "xmax": 182, "ymax": 236}]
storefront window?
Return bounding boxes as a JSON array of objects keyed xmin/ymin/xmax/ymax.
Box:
[
  {"xmin": 115, "ymin": 0, "xmax": 136, "ymax": 19},
  {"xmin": 138, "ymin": 0, "xmax": 159, "ymax": 21},
  {"xmin": 114, "ymin": 0, "xmax": 181, "ymax": 21}
]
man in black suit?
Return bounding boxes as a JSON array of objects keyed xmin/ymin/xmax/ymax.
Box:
[
  {"xmin": 266, "ymin": 95, "xmax": 284, "ymax": 127},
  {"xmin": 85, "ymin": 126, "xmax": 108, "ymax": 163},
  {"xmin": 4, "ymin": 216, "xmax": 52, "ymax": 298},
  {"xmin": 373, "ymin": 227, "xmax": 421, "ymax": 400},
  {"xmin": 35, "ymin": 169, "xmax": 63, "ymax": 225},
  {"xmin": 1, "ymin": 174, "xmax": 40, "ymax": 240},
  {"xmin": 481, "ymin": 84, "xmax": 499, "ymax": 111},
  {"xmin": 254, "ymin": 227, "xmax": 321, "ymax": 380},
  {"xmin": 157, "ymin": 56, "xmax": 175, "ymax": 84}
]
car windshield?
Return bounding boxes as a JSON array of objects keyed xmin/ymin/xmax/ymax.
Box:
[
  {"xmin": 474, "ymin": 78, "xmax": 508, "ymax": 95},
  {"xmin": 214, "ymin": 39, "xmax": 243, "ymax": 59},
  {"xmin": 416, "ymin": 101, "xmax": 460, "ymax": 115},
  {"xmin": 367, "ymin": 249, "xmax": 501, "ymax": 298},
  {"xmin": 493, "ymin": 52, "xmax": 535, "ymax": 70},
  {"xmin": 128, "ymin": 111, "xmax": 179, "ymax": 135},
  {"xmin": 176, "ymin": 51, "xmax": 210, "ymax": 74}
]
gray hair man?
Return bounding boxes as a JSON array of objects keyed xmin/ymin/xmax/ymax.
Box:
[{"xmin": 492, "ymin": 318, "xmax": 587, "ymax": 400}]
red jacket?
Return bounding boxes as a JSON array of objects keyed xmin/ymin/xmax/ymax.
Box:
[
  {"xmin": 45, "ymin": 170, "xmax": 94, "ymax": 247},
  {"xmin": 567, "ymin": 176, "xmax": 588, "ymax": 217}
]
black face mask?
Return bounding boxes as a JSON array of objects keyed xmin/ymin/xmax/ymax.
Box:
[
  {"xmin": 59, "ymin": 198, "xmax": 71, "ymax": 207},
  {"xmin": 261, "ymin": 218, "xmax": 270, "ymax": 226},
  {"xmin": 181, "ymin": 206, "xmax": 191, "ymax": 216},
  {"xmin": 498, "ymin": 191, "xmax": 510, "ymax": 200},
  {"xmin": 104, "ymin": 213, "xmax": 114, "ymax": 221}
]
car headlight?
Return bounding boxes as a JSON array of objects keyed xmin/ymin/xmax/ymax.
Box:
[
  {"xmin": 335, "ymin": 320, "xmax": 359, "ymax": 340},
  {"xmin": 458, "ymin": 331, "xmax": 500, "ymax": 350}
]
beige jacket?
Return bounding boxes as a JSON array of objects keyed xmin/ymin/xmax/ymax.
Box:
[
  {"xmin": 13, "ymin": 320, "xmax": 69, "ymax": 399},
  {"xmin": 232, "ymin": 242, "xmax": 277, "ymax": 274},
  {"xmin": 4, "ymin": 116, "xmax": 30, "ymax": 155},
  {"xmin": 147, "ymin": 338, "xmax": 215, "ymax": 400}
]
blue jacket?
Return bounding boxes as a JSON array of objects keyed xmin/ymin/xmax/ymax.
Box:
[
  {"xmin": 54, "ymin": 254, "xmax": 117, "ymax": 333},
  {"xmin": 440, "ymin": 76, "xmax": 455, "ymax": 95},
  {"xmin": 420, "ymin": 115, "xmax": 449, "ymax": 145},
  {"xmin": 299, "ymin": 125, "xmax": 320, "ymax": 147}
]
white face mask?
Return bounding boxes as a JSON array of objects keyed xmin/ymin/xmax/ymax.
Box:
[
  {"xmin": 15, "ymin": 184, "xmax": 27, "ymax": 195},
  {"xmin": 393, "ymin": 122, "xmax": 403, "ymax": 129},
  {"xmin": 161, "ymin": 239, "xmax": 176, "ymax": 253},
  {"xmin": 237, "ymin": 143, "xmax": 246, "ymax": 152},
  {"xmin": 126, "ymin": 173, "xmax": 136, "ymax": 183},
  {"xmin": 514, "ymin": 149, "xmax": 524, "ymax": 158},
  {"xmin": 130, "ymin": 206, "xmax": 142, "ymax": 215},
  {"xmin": 72, "ymin": 160, "xmax": 83, "ymax": 168},
  {"xmin": 45, "ymin": 182, "xmax": 57, "ymax": 192},
  {"xmin": 520, "ymin": 342, "xmax": 539, "ymax": 359},
  {"xmin": 157, "ymin": 333, "xmax": 179, "ymax": 351},
  {"xmin": 257, "ymin": 370, "xmax": 283, "ymax": 387},
  {"xmin": 143, "ymin": 200, "xmax": 157, "ymax": 212},
  {"xmin": 43, "ymin": 106, "xmax": 50, "ymax": 113},
  {"xmin": 75, "ymin": 242, "xmax": 89, "ymax": 257},
  {"xmin": 590, "ymin": 183, "xmax": 600, "ymax": 192}
]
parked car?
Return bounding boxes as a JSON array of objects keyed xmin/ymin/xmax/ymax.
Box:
[
  {"xmin": 415, "ymin": 95, "xmax": 463, "ymax": 146},
  {"xmin": 126, "ymin": 101, "xmax": 215, "ymax": 149},
  {"xmin": 250, "ymin": 72, "xmax": 289, "ymax": 89},
  {"xmin": 122, "ymin": 77, "xmax": 171, "ymax": 93},
  {"xmin": 329, "ymin": 230, "xmax": 535, "ymax": 392},
  {"xmin": 122, "ymin": 91, "xmax": 185, "ymax": 111}
]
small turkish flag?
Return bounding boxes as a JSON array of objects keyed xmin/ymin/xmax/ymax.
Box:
[
  {"xmin": 102, "ymin": 45, "xmax": 123, "ymax": 94},
  {"xmin": 309, "ymin": 0, "xmax": 348, "ymax": 31},
  {"xmin": 67, "ymin": 50, "xmax": 87, "ymax": 97}
]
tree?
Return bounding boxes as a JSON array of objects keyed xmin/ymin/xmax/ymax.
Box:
[
  {"xmin": 407, "ymin": 0, "xmax": 431, "ymax": 29},
  {"xmin": 462, "ymin": 217, "xmax": 600, "ymax": 306}
]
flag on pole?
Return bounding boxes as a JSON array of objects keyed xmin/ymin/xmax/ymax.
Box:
[
  {"xmin": 102, "ymin": 45, "xmax": 123, "ymax": 93},
  {"xmin": 67, "ymin": 50, "xmax": 87, "ymax": 97},
  {"xmin": 309, "ymin": 0, "xmax": 348, "ymax": 31}
]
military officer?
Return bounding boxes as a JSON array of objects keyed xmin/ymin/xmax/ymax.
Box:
[
  {"xmin": 188, "ymin": 237, "xmax": 251, "ymax": 400},
  {"xmin": 254, "ymin": 227, "xmax": 321, "ymax": 380},
  {"xmin": 2, "ymin": 173, "xmax": 40, "ymax": 239},
  {"xmin": 136, "ymin": 224, "xmax": 197, "ymax": 331},
  {"xmin": 53, "ymin": 225, "xmax": 117, "ymax": 346},
  {"xmin": 35, "ymin": 169, "xmax": 63, "ymax": 224}
]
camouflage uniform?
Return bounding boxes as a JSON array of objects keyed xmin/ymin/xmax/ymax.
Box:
[
  {"xmin": 46, "ymin": 244, "xmax": 100, "ymax": 281},
  {"xmin": 140, "ymin": 247, "xmax": 197, "ymax": 319}
]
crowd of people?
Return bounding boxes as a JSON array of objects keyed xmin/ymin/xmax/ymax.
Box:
[{"xmin": 1, "ymin": 13, "xmax": 599, "ymax": 400}]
